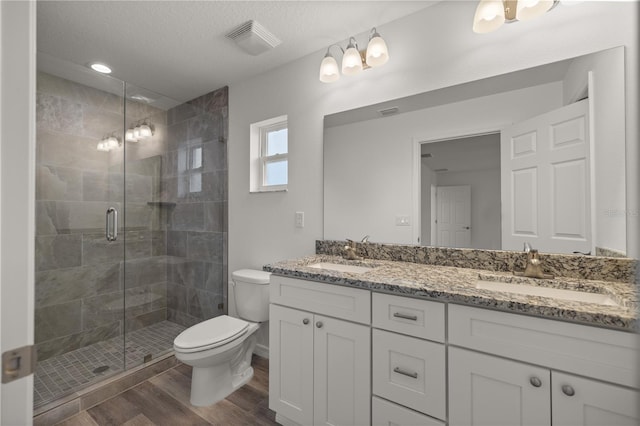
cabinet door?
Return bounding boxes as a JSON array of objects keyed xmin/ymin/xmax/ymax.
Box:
[
  {"xmin": 552, "ymin": 372, "xmax": 640, "ymax": 426},
  {"xmin": 314, "ymin": 315, "xmax": 371, "ymax": 426},
  {"xmin": 449, "ymin": 347, "xmax": 550, "ymax": 426},
  {"xmin": 269, "ymin": 304, "xmax": 314, "ymax": 426}
]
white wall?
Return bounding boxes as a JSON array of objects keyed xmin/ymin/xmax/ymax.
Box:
[
  {"xmin": 323, "ymin": 82, "xmax": 561, "ymax": 244},
  {"xmin": 228, "ymin": 1, "xmax": 639, "ymax": 347},
  {"xmin": 562, "ymin": 47, "xmax": 627, "ymax": 254}
]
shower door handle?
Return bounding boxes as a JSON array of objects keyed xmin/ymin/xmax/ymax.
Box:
[{"xmin": 106, "ymin": 207, "xmax": 118, "ymax": 241}]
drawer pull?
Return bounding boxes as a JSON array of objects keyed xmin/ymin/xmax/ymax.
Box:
[
  {"xmin": 303, "ymin": 318, "xmax": 309, "ymax": 325},
  {"xmin": 393, "ymin": 312, "xmax": 418, "ymax": 321},
  {"xmin": 529, "ymin": 376, "xmax": 542, "ymax": 387},
  {"xmin": 393, "ymin": 367, "xmax": 418, "ymax": 379},
  {"xmin": 316, "ymin": 321, "xmax": 323, "ymax": 328},
  {"xmin": 562, "ymin": 385, "xmax": 575, "ymax": 397}
]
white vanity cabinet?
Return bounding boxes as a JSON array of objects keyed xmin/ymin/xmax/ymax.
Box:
[
  {"xmin": 269, "ymin": 276, "xmax": 371, "ymax": 426},
  {"xmin": 371, "ymin": 293, "xmax": 446, "ymax": 425},
  {"xmin": 448, "ymin": 304, "xmax": 640, "ymax": 426}
]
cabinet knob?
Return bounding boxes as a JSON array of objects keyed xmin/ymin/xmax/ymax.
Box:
[
  {"xmin": 303, "ymin": 318, "xmax": 309, "ymax": 325},
  {"xmin": 562, "ymin": 385, "xmax": 575, "ymax": 397},
  {"xmin": 529, "ymin": 376, "xmax": 542, "ymax": 388},
  {"xmin": 316, "ymin": 321, "xmax": 323, "ymax": 328}
]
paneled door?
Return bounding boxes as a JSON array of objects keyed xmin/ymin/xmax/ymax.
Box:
[
  {"xmin": 501, "ymin": 99, "xmax": 591, "ymax": 253},
  {"xmin": 436, "ymin": 185, "xmax": 471, "ymax": 248},
  {"xmin": 449, "ymin": 347, "xmax": 550, "ymax": 426}
]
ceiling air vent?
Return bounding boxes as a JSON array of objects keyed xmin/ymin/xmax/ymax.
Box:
[
  {"xmin": 226, "ymin": 20, "xmax": 282, "ymax": 56},
  {"xmin": 378, "ymin": 107, "xmax": 399, "ymax": 117}
]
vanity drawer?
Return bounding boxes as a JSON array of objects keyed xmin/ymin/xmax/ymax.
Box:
[
  {"xmin": 372, "ymin": 396, "xmax": 445, "ymax": 426},
  {"xmin": 448, "ymin": 304, "xmax": 640, "ymax": 388},
  {"xmin": 372, "ymin": 329, "xmax": 446, "ymax": 420},
  {"xmin": 270, "ymin": 275, "xmax": 371, "ymax": 325},
  {"xmin": 372, "ymin": 293, "xmax": 445, "ymax": 342}
]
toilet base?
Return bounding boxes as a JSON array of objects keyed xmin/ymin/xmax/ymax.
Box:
[{"xmin": 189, "ymin": 364, "xmax": 255, "ymax": 407}]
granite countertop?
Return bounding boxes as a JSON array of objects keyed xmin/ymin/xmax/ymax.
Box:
[{"xmin": 264, "ymin": 254, "xmax": 639, "ymax": 331}]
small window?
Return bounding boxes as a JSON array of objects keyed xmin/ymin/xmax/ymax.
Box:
[{"xmin": 250, "ymin": 115, "xmax": 288, "ymax": 192}]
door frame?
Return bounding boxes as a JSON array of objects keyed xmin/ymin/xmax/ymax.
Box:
[
  {"xmin": 1, "ymin": 1, "xmax": 37, "ymax": 423},
  {"xmin": 412, "ymin": 126, "xmax": 500, "ymax": 246}
]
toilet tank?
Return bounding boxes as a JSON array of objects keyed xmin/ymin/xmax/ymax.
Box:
[{"xmin": 232, "ymin": 269, "xmax": 271, "ymax": 322}]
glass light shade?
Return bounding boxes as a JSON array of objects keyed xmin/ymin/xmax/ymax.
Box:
[
  {"xmin": 341, "ymin": 46, "xmax": 363, "ymax": 76},
  {"xmin": 97, "ymin": 141, "xmax": 109, "ymax": 152},
  {"xmin": 516, "ymin": 0, "xmax": 554, "ymax": 21},
  {"xmin": 133, "ymin": 126, "xmax": 141, "ymax": 140},
  {"xmin": 473, "ymin": 0, "xmax": 506, "ymax": 33},
  {"xmin": 366, "ymin": 35, "xmax": 389, "ymax": 67},
  {"xmin": 125, "ymin": 128, "xmax": 137, "ymax": 142},
  {"xmin": 139, "ymin": 124, "xmax": 152, "ymax": 139},
  {"xmin": 319, "ymin": 54, "xmax": 340, "ymax": 83},
  {"xmin": 107, "ymin": 136, "xmax": 119, "ymax": 149}
]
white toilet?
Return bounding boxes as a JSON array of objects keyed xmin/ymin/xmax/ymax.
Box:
[{"xmin": 173, "ymin": 269, "xmax": 271, "ymax": 406}]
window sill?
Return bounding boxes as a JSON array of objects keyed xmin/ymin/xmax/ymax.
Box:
[{"xmin": 250, "ymin": 188, "xmax": 288, "ymax": 194}]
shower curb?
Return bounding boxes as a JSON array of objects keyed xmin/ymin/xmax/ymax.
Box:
[{"xmin": 33, "ymin": 352, "xmax": 179, "ymax": 425}]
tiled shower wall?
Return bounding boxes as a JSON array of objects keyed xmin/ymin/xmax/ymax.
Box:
[
  {"xmin": 162, "ymin": 88, "xmax": 229, "ymax": 327},
  {"xmin": 35, "ymin": 72, "xmax": 228, "ymax": 360}
]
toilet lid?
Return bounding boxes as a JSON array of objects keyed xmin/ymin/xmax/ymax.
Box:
[{"xmin": 174, "ymin": 315, "xmax": 249, "ymax": 351}]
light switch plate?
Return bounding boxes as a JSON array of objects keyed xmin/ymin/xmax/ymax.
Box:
[{"xmin": 295, "ymin": 211, "xmax": 304, "ymax": 228}]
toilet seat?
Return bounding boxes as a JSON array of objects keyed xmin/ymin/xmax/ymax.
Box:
[{"xmin": 174, "ymin": 315, "xmax": 250, "ymax": 354}]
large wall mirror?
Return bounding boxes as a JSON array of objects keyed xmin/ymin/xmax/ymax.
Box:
[{"xmin": 324, "ymin": 47, "xmax": 627, "ymax": 257}]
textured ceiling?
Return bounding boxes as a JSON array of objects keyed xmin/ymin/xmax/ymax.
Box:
[{"xmin": 37, "ymin": 1, "xmax": 438, "ymax": 102}]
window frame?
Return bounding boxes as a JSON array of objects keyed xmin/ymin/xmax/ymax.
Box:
[{"xmin": 259, "ymin": 121, "xmax": 288, "ymax": 191}]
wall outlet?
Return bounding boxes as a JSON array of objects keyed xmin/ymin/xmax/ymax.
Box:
[
  {"xmin": 395, "ymin": 215, "xmax": 411, "ymax": 226},
  {"xmin": 295, "ymin": 211, "xmax": 304, "ymax": 228}
]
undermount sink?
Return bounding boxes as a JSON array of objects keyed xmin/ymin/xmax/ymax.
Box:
[
  {"xmin": 475, "ymin": 280, "xmax": 619, "ymax": 307},
  {"xmin": 307, "ymin": 262, "xmax": 374, "ymax": 275}
]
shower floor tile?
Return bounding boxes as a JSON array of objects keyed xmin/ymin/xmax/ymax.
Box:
[{"xmin": 34, "ymin": 320, "xmax": 186, "ymax": 409}]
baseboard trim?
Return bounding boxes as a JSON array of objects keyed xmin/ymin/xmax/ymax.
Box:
[
  {"xmin": 254, "ymin": 343, "xmax": 269, "ymax": 359},
  {"xmin": 275, "ymin": 413, "xmax": 301, "ymax": 426}
]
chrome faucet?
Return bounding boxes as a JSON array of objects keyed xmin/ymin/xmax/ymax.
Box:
[
  {"xmin": 515, "ymin": 242, "xmax": 554, "ymax": 279},
  {"xmin": 343, "ymin": 239, "xmax": 361, "ymax": 260},
  {"xmin": 361, "ymin": 235, "xmax": 370, "ymax": 243}
]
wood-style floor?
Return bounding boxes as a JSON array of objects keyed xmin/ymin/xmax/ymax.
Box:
[{"xmin": 59, "ymin": 356, "xmax": 278, "ymax": 426}]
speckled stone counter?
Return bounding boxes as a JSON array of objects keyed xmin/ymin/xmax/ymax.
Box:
[{"xmin": 264, "ymin": 255, "xmax": 639, "ymax": 332}]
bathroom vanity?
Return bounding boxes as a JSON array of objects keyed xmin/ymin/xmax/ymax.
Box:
[{"xmin": 265, "ymin": 252, "xmax": 639, "ymax": 426}]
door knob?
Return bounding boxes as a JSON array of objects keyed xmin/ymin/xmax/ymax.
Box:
[
  {"xmin": 529, "ymin": 376, "xmax": 542, "ymax": 387},
  {"xmin": 302, "ymin": 318, "xmax": 309, "ymax": 325},
  {"xmin": 316, "ymin": 321, "xmax": 323, "ymax": 328}
]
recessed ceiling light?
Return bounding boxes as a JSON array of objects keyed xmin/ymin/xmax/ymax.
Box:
[{"xmin": 90, "ymin": 63, "xmax": 112, "ymax": 74}]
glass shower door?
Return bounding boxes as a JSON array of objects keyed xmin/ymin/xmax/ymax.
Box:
[{"xmin": 34, "ymin": 66, "xmax": 127, "ymax": 409}]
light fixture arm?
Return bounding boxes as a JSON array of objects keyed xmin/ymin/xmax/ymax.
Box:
[
  {"xmin": 325, "ymin": 44, "xmax": 344, "ymax": 57},
  {"xmin": 345, "ymin": 37, "xmax": 359, "ymax": 51}
]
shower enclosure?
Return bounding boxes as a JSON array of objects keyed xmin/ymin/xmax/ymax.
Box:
[{"xmin": 34, "ymin": 61, "xmax": 228, "ymax": 410}]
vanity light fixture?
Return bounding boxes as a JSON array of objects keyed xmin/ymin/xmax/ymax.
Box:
[
  {"xmin": 319, "ymin": 27, "xmax": 389, "ymax": 83},
  {"xmin": 125, "ymin": 121, "xmax": 154, "ymax": 143},
  {"xmin": 97, "ymin": 135, "xmax": 121, "ymax": 152},
  {"xmin": 473, "ymin": 0, "xmax": 559, "ymax": 34}
]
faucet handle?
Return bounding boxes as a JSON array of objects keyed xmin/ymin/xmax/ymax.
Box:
[
  {"xmin": 361, "ymin": 235, "xmax": 370, "ymax": 243},
  {"xmin": 523, "ymin": 242, "xmax": 533, "ymax": 253}
]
